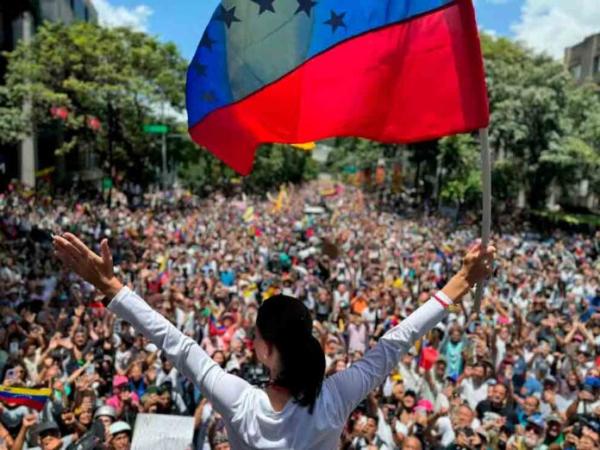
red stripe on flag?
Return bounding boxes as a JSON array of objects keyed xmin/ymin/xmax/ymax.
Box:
[
  {"xmin": 0, "ymin": 396, "xmax": 48, "ymax": 411},
  {"xmin": 189, "ymin": 0, "xmax": 488, "ymax": 175}
]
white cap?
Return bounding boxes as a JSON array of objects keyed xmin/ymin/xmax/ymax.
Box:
[{"xmin": 109, "ymin": 421, "xmax": 131, "ymax": 435}]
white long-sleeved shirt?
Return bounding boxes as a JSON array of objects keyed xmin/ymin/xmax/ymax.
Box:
[{"xmin": 108, "ymin": 287, "xmax": 451, "ymax": 450}]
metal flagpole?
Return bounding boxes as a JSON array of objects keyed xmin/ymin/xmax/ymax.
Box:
[{"xmin": 473, "ymin": 128, "xmax": 491, "ymax": 315}]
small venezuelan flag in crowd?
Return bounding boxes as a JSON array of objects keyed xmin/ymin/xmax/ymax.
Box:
[{"xmin": 0, "ymin": 386, "xmax": 52, "ymax": 411}]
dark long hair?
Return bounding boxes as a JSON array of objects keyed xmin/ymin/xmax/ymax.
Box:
[{"xmin": 256, "ymin": 295, "xmax": 325, "ymax": 413}]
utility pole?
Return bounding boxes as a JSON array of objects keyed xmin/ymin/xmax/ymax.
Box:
[
  {"xmin": 107, "ymin": 100, "xmax": 114, "ymax": 208},
  {"xmin": 19, "ymin": 10, "xmax": 36, "ymax": 188},
  {"xmin": 160, "ymin": 102, "xmax": 168, "ymax": 191},
  {"xmin": 162, "ymin": 131, "xmax": 167, "ymax": 190},
  {"xmin": 143, "ymin": 124, "xmax": 170, "ymax": 190}
]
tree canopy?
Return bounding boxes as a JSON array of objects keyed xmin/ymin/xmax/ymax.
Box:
[
  {"xmin": 3, "ymin": 21, "xmax": 187, "ymax": 182},
  {"xmin": 481, "ymin": 34, "xmax": 600, "ymax": 208}
]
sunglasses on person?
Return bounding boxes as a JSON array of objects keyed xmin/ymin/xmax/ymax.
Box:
[{"xmin": 525, "ymin": 425, "xmax": 542, "ymax": 435}]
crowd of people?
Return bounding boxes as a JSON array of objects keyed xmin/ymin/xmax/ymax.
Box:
[{"xmin": 1, "ymin": 181, "xmax": 599, "ymax": 450}]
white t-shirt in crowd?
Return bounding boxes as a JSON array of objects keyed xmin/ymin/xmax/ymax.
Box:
[
  {"xmin": 434, "ymin": 416, "xmax": 455, "ymax": 447},
  {"xmin": 460, "ymin": 378, "xmax": 488, "ymax": 410}
]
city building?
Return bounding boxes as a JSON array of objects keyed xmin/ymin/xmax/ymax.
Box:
[
  {"xmin": 564, "ymin": 32, "xmax": 600, "ymax": 86},
  {"xmin": 41, "ymin": 0, "xmax": 98, "ymax": 23},
  {"xmin": 0, "ymin": 0, "xmax": 97, "ymax": 189},
  {"xmin": 563, "ymin": 33, "xmax": 600, "ymax": 212}
]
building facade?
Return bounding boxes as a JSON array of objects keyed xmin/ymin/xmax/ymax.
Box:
[
  {"xmin": 564, "ymin": 32, "xmax": 600, "ymax": 85},
  {"xmin": 1, "ymin": 1, "xmax": 97, "ymax": 69},
  {"xmin": 40, "ymin": 0, "xmax": 98, "ymax": 24},
  {"xmin": 563, "ymin": 33, "xmax": 600, "ymax": 212},
  {"xmin": 0, "ymin": 0, "xmax": 97, "ymax": 189}
]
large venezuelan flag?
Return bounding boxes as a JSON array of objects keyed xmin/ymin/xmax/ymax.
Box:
[
  {"xmin": 0, "ymin": 386, "xmax": 51, "ymax": 411},
  {"xmin": 187, "ymin": 0, "xmax": 489, "ymax": 175}
]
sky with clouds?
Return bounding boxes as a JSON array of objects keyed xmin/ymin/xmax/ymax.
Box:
[{"xmin": 90, "ymin": 0, "xmax": 599, "ymax": 61}]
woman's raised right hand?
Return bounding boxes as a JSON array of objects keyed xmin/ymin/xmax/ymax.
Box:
[{"xmin": 458, "ymin": 241, "xmax": 496, "ymax": 288}]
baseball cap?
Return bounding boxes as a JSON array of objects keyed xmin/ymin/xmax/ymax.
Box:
[
  {"xmin": 584, "ymin": 376, "xmax": 600, "ymax": 389},
  {"xmin": 546, "ymin": 415, "xmax": 562, "ymax": 425},
  {"xmin": 446, "ymin": 374, "xmax": 458, "ymax": 383},
  {"xmin": 34, "ymin": 422, "xmax": 60, "ymax": 436},
  {"xmin": 112, "ymin": 375, "xmax": 129, "ymax": 388},
  {"xmin": 416, "ymin": 399, "xmax": 434, "ymax": 413},
  {"xmin": 527, "ymin": 415, "xmax": 545, "ymax": 430}
]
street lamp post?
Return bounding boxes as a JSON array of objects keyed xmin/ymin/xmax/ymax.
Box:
[
  {"xmin": 106, "ymin": 100, "xmax": 115, "ymax": 208},
  {"xmin": 162, "ymin": 131, "xmax": 168, "ymax": 190}
]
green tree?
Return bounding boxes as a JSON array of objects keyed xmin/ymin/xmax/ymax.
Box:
[
  {"xmin": 540, "ymin": 136, "xmax": 600, "ymax": 195},
  {"xmin": 491, "ymin": 159, "xmax": 521, "ymax": 205},
  {"xmin": 438, "ymin": 134, "xmax": 481, "ymax": 207},
  {"xmin": 179, "ymin": 144, "xmax": 318, "ymax": 195},
  {"xmin": 326, "ymin": 138, "xmax": 387, "ymax": 174},
  {"xmin": 4, "ymin": 21, "xmax": 187, "ymax": 183},
  {"xmin": 0, "ymin": 86, "xmax": 26, "ymax": 145},
  {"xmin": 481, "ymin": 33, "xmax": 600, "ymax": 209},
  {"xmin": 243, "ymin": 144, "xmax": 319, "ymax": 193}
]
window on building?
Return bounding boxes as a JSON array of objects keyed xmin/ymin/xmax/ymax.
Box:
[
  {"xmin": 0, "ymin": 11, "xmax": 5, "ymax": 47},
  {"xmin": 71, "ymin": 0, "xmax": 88, "ymax": 21},
  {"xmin": 570, "ymin": 64, "xmax": 582, "ymax": 79},
  {"xmin": 593, "ymin": 56, "xmax": 600, "ymax": 74},
  {"xmin": 70, "ymin": 0, "xmax": 75, "ymax": 11}
]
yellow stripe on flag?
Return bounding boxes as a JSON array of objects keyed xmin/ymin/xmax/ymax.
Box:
[
  {"xmin": 291, "ymin": 142, "xmax": 316, "ymax": 151},
  {"xmin": 0, "ymin": 386, "xmax": 52, "ymax": 396}
]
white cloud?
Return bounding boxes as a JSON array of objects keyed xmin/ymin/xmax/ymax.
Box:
[
  {"xmin": 91, "ymin": 0, "xmax": 153, "ymax": 32},
  {"xmin": 511, "ymin": 0, "xmax": 600, "ymax": 59},
  {"xmin": 479, "ymin": 27, "xmax": 498, "ymax": 38},
  {"xmin": 161, "ymin": 104, "xmax": 188, "ymax": 125}
]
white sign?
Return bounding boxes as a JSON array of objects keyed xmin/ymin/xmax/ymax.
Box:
[
  {"xmin": 304, "ymin": 206, "xmax": 326, "ymax": 215},
  {"xmin": 131, "ymin": 414, "xmax": 194, "ymax": 450}
]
